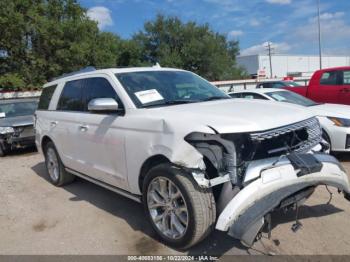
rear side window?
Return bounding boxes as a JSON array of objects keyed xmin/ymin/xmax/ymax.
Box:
[
  {"xmin": 57, "ymin": 80, "xmax": 84, "ymax": 111},
  {"xmin": 38, "ymin": 85, "xmax": 57, "ymax": 110},
  {"xmin": 320, "ymin": 71, "xmax": 339, "ymax": 85},
  {"xmin": 271, "ymin": 83, "xmax": 286, "ymax": 88},
  {"xmin": 229, "ymin": 93, "xmax": 242, "ymax": 98},
  {"xmin": 241, "ymin": 93, "xmax": 268, "ymax": 100},
  {"xmin": 261, "ymin": 83, "xmax": 271, "ymax": 88}
]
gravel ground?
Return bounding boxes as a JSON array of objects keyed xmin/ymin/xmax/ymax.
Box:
[{"xmin": 1, "ymin": 149, "xmax": 350, "ymax": 256}]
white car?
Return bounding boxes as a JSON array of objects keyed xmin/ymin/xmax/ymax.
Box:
[
  {"xmin": 229, "ymin": 88, "xmax": 350, "ymax": 153},
  {"xmin": 35, "ymin": 67, "xmax": 350, "ymax": 249}
]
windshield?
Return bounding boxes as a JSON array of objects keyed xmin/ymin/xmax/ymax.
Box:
[
  {"xmin": 0, "ymin": 101, "xmax": 38, "ymax": 118},
  {"xmin": 266, "ymin": 91, "xmax": 318, "ymax": 107},
  {"xmin": 115, "ymin": 71, "xmax": 229, "ymax": 108}
]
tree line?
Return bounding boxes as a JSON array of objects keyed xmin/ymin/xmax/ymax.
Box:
[{"xmin": 0, "ymin": 0, "xmax": 247, "ymax": 90}]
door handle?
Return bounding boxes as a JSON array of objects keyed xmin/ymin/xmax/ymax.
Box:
[
  {"xmin": 79, "ymin": 125, "xmax": 89, "ymax": 132},
  {"xmin": 341, "ymin": 88, "xmax": 350, "ymax": 93},
  {"xmin": 50, "ymin": 121, "xmax": 57, "ymax": 127}
]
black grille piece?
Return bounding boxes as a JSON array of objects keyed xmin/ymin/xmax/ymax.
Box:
[
  {"xmin": 249, "ymin": 117, "xmax": 322, "ymax": 159},
  {"xmin": 346, "ymin": 135, "xmax": 350, "ymax": 149}
]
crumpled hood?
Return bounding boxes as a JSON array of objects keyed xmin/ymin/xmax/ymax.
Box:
[
  {"xmin": 0, "ymin": 115, "xmax": 34, "ymax": 127},
  {"xmin": 144, "ymin": 99, "xmax": 314, "ymax": 134},
  {"xmin": 310, "ymin": 103, "xmax": 350, "ymax": 119}
]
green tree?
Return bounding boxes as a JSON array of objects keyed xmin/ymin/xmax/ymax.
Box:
[
  {"xmin": 0, "ymin": 2, "xmax": 246, "ymax": 90},
  {"xmin": 0, "ymin": 0, "xmax": 110, "ymax": 88},
  {"xmin": 28, "ymin": 0, "xmax": 99, "ymax": 83},
  {"xmin": 92, "ymin": 32, "xmax": 123, "ymax": 68},
  {"xmin": 0, "ymin": 73, "xmax": 25, "ymax": 91},
  {"xmin": 133, "ymin": 15, "xmax": 245, "ymax": 81},
  {"xmin": 117, "ymin": 40, "xmax": 144, "ymax": 67}
]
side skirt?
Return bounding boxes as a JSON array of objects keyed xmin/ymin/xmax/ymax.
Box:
[{"xmin": 65, "ymin": 168, "xmax": 142, "ymax": 203}]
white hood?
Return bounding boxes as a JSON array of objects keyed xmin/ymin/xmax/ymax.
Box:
[
  {"xmin": 310, "ymin": 103, "xmax": 350, "ymax": 119},
  {"xmin": 143, "ymin": 99, "xmax": 314, "ymax": 134}
]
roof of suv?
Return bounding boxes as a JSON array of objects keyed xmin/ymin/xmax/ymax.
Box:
[{"xmin": 44, "ymin": 67, "xmax": 185, "ymax": 88}]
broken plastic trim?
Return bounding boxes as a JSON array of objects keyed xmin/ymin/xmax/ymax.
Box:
[
  {"xmin": 184, "ymin": 132, "xmax": 239, "ymax": 187},
  {"xmin": 191, "ymin": 171, "xmax": 231, "ymax": 188},
  {"xmin": 216, "ymin": 153, "xmax": 350, "ymax": 247}
]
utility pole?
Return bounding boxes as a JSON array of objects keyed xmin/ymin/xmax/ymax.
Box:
[
  {"xmin": 317, "ymin": 0, "xmax": 322, "ymax": 69},
  {"xmin": 266, "ymin": 42, "xmax": 274, "ymax": 78}
]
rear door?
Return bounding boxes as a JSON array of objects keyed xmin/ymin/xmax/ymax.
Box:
[
  {"xmin": 308, "ymin": 70, "xmax": 341, "ymax": 103},
  {"xmin": 35, "ymin": 84, "xmax": 58, "ymax": 150},
  {"xmin": 54, "ymin": 79, "xmax": 86, "ymax": 171},
  {"xmin": 339, "ymin": 70, "xmax": 350, "ymax": 105}
]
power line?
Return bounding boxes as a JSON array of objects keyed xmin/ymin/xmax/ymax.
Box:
[
  {"xmin": 266, "ymin": 42, "xmax": 274, "ymax": 78},
  {"xmin": 317, "ymin": 0, "xmax": 322, "ymax": 69}
]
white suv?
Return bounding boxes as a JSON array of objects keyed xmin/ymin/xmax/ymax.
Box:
[{"xmin": 35, "ymin": 67, "xmax": 350, "ymax": 249}]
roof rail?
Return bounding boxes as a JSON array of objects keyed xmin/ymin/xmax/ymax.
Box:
[{"xmin": 52, "ymin": 66, "xmax": 96, "ymax": 81}]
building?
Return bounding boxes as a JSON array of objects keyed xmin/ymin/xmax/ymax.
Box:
[{"xmin": 237, "ymin": 54, "xmax": 350, "ymax": 78}]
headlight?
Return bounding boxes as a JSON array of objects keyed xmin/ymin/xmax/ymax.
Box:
[
  {"xmin": 327, "ymin": 117, "xmax": 350, "ymax": 127},
  {"xmin": 0, "ymin": 126, "xmax": 15, "ymax": 134}
]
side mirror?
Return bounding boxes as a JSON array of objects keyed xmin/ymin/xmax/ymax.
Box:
[{"xmin": 88, "ymin": 98, "xmax": 119, "ymax": 113}]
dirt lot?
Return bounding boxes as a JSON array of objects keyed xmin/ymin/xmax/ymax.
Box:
[{"xmin": 1, "ymin": 149, "xmax": 350, "ymax": 256}]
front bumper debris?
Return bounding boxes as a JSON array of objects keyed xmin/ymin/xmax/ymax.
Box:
[
  {"xmin": 0, "ymin": 135, "xmax": 35, "ymax": 151},
  {"xmin": 215, "ymin": 153, "xmax": 350, "ymax": 247}
]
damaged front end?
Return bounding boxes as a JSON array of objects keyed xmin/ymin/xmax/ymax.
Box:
[
  {"xmin": 0, "ymin": 125, "xmax": 35, "ymax": 153},
  {"xmin": 185, "ymin": 117, "xmax": 350, "ymax": 247}
]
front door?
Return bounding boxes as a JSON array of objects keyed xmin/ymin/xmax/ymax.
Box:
[{"xmin": 75, "ymin": 76, "xmax": 129, "ymax": 190}]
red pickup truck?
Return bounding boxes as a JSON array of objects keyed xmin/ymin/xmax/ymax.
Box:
[{"xmin": 285, "ymin": 67, "xmax": 350, "ymax": 105}]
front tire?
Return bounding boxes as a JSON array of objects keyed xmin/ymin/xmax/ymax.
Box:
[
  {"xmin": 142, "ymin": 164, "xmax": 216, "ymax": 249},
  {"xmin": 322, "ymin": 130, "xmax": 332, "ymax": 152},
  {"xmin": 44, "ymin": 141, "xmax": 75, "ymax": 186},
  {"xmin": 0, "ymin": 145, "xmax": 5, "ymax": 157}
]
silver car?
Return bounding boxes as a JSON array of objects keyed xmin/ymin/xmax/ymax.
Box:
[{"xmin": 0, "ymin": 98, "xmax": 38, "ymax": 156}]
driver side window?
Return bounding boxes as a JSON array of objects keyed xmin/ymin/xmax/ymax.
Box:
[{"xmin": 84, "ymin": 77, "xmax": 124, "ymax": 113}]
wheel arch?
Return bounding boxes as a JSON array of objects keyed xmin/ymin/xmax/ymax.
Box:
[
  {"xmin": 322, "ymin": 128, "xmax": 332, "ymax": 149},
  {"xmin": 138, "ymin": 154, "xmax": 170, "ymax": 193},
  {"xmin": 41, "ymin": 135, "xmax": 54, "ymax": 153}
]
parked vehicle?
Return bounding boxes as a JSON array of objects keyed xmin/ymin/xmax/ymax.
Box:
[
  {"xmin": 256, "ymin": 80, "xmax": 302, "ymax": 89},
  {"xmin": 229, "ymin": 89, "xmax": 350, "ymax": 153},
  {"xmin": 35, "ymin": 67, "xmax": 350, "ymax": 249},
  {"xmin": 284, "ymin": 67, "xmax": 350, "ymax": 105},
  {"xmin": 0, "ymin": 98, "xmax": 38, "ymax": 156}
]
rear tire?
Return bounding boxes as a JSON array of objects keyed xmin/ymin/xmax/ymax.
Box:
[
  {"xmin": 44, "ymin": 141, "xmax": 75, "ymax": 186},
  {"xmin": 142, "ymin": 164, "xmax": 216, "ymax": 249}
]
